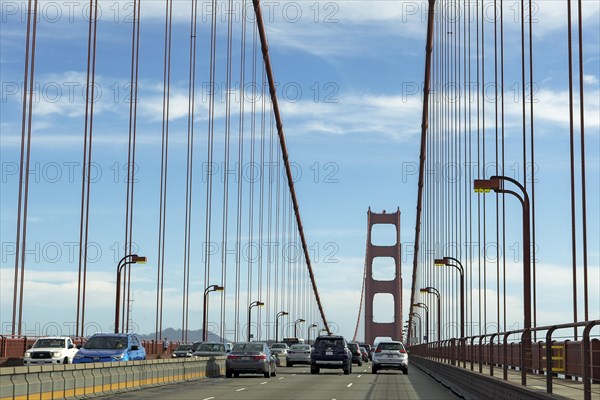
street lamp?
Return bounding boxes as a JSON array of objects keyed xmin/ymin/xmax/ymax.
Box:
[
  {"xmin": 115, "ymin": 254, "xmax": 146, "ymax": 333},
  {"xmin": 275, "ymin": 311, "xmax": 288, "ymax": 343},
  {"xmin": 248, "ymin": 301, "xmax": 264, "ymax": 342},
  {"xmin": 410, "ymin": 312, "xmax": 422, "ymax": 344},
  {"xmin": 203, "ymin": 284, "xmax": 224, "ymax": 341},
  {"xmin": 435, "ymin": 257, "xmax": 465, "ymax": 339},
  {"xmin": 294, "ymin": 318, "xmax": 305, "ymax": 338},
  {"xmin": 420, "ymin": 287, "xmax": 441, "ymax": 341},
  {"xmin": 474, "ymin": 175, "xmax": 532, "ymax": 382},
  {"xmin": 413, "ymin": 303, "xmax": 429, "ymax": 343},
  {"xmin": 307, "ymin": 323, "xmax": 318, "ymax": 344}
]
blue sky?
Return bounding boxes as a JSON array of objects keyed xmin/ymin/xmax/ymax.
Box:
[{"xmin": 1, "ymin": 1, "xmax": 599, "ymax": 342}]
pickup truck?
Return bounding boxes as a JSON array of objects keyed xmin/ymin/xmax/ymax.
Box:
[{"xmin": 23, "ymin": 337, "xmax": 78, "ymax": 365}]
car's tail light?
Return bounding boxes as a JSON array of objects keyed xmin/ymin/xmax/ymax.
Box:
[
  {"xmin": 399, "ymin": 349, "xmax": 407, "ymax": 354},
  {"xmin": 227, "ymin": 354, "xmax": 239, "ymax": 359},
  {"xmin": 375, "ymin": 349, "xmax": 382, "ymax": 353},
  {"xmin": 254, "ymin": 355, "xmax": 267, "ymax": 360}
]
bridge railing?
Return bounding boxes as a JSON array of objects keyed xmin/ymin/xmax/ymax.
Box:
[{"xmin": 409, "ymin": 320, "xmax": 600, "ymax": 400}]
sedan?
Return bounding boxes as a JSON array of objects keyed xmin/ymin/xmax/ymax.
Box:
[
  {"xmin": 286, "ymin": 344, "xmax": 311, "ymax": 367},
  {"xmin": 171, "ymin": 344, "xmax": 194, "ymax": 358},
  {"xmin": 226, "ymin": 342, "xmax": 276, "ymax": 378}
]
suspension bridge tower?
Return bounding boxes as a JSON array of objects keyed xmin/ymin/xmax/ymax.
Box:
[{"xmin": 364, "ymin": 208, "xmax": 402, "ymax": 344}]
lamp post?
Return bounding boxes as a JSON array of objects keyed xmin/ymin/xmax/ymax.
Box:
[
  {"xmin": 203, "ymin": 284, "xmax": 224, "ymax": 341},
  {"xmin": 115, "ymin": 254, "xmax": 146, "ymax": 333},
  {"xmin": 247, "ymin": 301, "xmax": 264, "ymax": 341},
  {"xmin": 275, "ymin": 311, "xmax": 288, "ymax": 343},
  {"xmin": 420, "ymin": 287, "xmax": 441, "ymax": 341},
  {"xmin": 474, "ymin": 175, "xmax": 532, "ymax": 382},
  {"xmin": 410, "ymin": 312, "xmax": 422, "ymax": 344},
  {"xmin": 435, "ymin": 257, "xmax": 465, "ymax": 339},
  {"xmin": 307, "ymin": 323, "xmax": 318, "ymax": 344},
  {"xmin": 413, "ymin": 303, "xmax": 429, "ymax": 343},
  {"xmin": 294, "ymin": 318, "xmax": 305, "ymax": 338}
]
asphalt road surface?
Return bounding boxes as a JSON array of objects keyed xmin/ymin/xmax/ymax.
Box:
[{"xmin": 102, "ymin": 363, "xmax": 460, "ymax": 400}]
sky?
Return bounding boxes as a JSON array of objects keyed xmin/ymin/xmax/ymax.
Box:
[{"xmin": 1, "ymin": 0, "xmax": 599, "ymax": 342}]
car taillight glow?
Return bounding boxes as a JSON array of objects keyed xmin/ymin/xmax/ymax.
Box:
[
  {"xmin": 375, "ymin": 349, "xmax": 382, "ymax": 353},
  {"xmin": 254, "ymin": 355, "xmax": 267, "ymax": 360},
  {"xmin": 227, "ymin": 354, "xmax": 239, "ymax": 359},
  {"xmin": 399, "ymin": 349, "xmax": 407, "ymax": 353}
]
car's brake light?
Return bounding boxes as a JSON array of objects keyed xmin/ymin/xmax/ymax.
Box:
[
  {"xmin": 399, "ymin": 349, "xmax": 406, "ymax": 353},
  {"xmin": 254, "ymin": 355, "xmax": 267, "ymax": 360},
  {"xmin": 375, "ymin": 349, "xmax": 381, "ymax": 353},
  {"xmin": 227, "ymin": 354, "xmax": 239, "ymax": 359}
]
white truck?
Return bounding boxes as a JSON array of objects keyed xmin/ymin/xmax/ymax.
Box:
[{"xmin": 23, "ymin": 337, "xmax": 78, "ymax": 365}]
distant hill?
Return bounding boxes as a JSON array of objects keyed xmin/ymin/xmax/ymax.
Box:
[{"xmin": 139, "ymin": 328, "xmax": 224, "ymax": 343}]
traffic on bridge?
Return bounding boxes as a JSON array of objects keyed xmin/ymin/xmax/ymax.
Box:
[{"xmin": 1, "ymin": 0, "xmax": 598, "ymax": 399}]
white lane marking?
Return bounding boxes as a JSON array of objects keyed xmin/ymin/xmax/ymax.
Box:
[
  {"xmin": 202, "ymin": 398, "xmax": 215, "ymax": 400},
  {"xmin": 260, "ymin": 381, "xmax": 268, "ymax": 385},
  {"xmin": 236, "ymin": 388, "xmax": 246, "ymax": 392},
  {"xmin": 357, "ymin": 375, "xmax": 362, "ymax": 378},
  {"xmin": 278, "ymin": 377, "xmax": 284, "ymax": 380},
  {"xmin": 292, "ymin": 374, "xmax": 297, "ymax": 376},
  {"xmin": 347, "ymin": 383, "xmax": 353, "ymax": 388}
]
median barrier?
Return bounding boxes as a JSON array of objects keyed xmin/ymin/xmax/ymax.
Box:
[{"xmin": 0, "ymin": 356, "xmax": 225, "ymax": 400}]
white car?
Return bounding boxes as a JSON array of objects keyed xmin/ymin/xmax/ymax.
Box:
[
  {"xmin": 24, "ymin": 337, "xmax": 78, "ymax": 365},
  {"xmin": 371, "ymin": 340, "xmax": 409, "ymax": 375}
]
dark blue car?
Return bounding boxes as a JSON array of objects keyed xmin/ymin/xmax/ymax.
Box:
[{"xmin": 73, "ymin": 333, "xmax": 146, "ymax": 363}]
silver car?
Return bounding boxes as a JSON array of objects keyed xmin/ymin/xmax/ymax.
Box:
[
  {"xmin": 226, "ymin": 342, "xmax": 277, "ymax": 378},
  {"xmin": 371, "ymin": 341, "xmax": 408, "ymax": 374},
  {"xmin": 286, "ymin": 344, "xmax": 311, "ymax": 367},
  {"xmin": 269, "ymin": 342, "xmax": 288, "ymax": 356}
]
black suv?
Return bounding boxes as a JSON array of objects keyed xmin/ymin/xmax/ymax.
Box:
[
  {"xmin": 348, "ymin": 342, "xmax": 363, "ymax": 366},
  {"xmin": 310, "ymin": 335, "xmax": 352, "ymax": 375}
]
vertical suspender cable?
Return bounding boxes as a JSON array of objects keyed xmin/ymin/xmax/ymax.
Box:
[
  {"xmin": 77, "ymin": 0, "xmax": 99, "ymax": 337},
  {"xmin": 124, "ymin": 0, "xmax": 142, "ymax": 334},
  {"xmin": 234, "ymin": 0, "xmax": 248, "ymax": 342},
  {"xmin": 155, "ymin": 0, "xmax": 173, "ymax": 343},
  {"xmin": 500, "ymin": 0, "xmax": 507, "ymax": 333},
  {"xmin": 202, "ymin": 0, "xmax": 218, "ymax": 341},
  {"xmin": 527, "ymin": 0, "xmax": 537, "ymax": 337},
  {"xmin": 566, "ymin": 0, "xmax": 578, "ymax": 339},
  {"xmin": 220, "ymin": 0, "xmax": 235, "ymax": 341},
  {"xmin": 576, "ymin": 0, "xmax": 589, "ymax": 321},
  {"xmin": 494, "ymin": 0, "xmax": 500, "ymax": 333},
  {"xmin": 12, "ymin": 0, "xmax": 38, "ymax": 337},
  {"xmin": 182, "ymin": 0, "xmax": 199, "ymax": 342}
]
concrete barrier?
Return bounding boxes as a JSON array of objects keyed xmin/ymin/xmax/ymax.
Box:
[{"xmin": 0, "ymin": 357, "xmax": 225, "ymax": 400}]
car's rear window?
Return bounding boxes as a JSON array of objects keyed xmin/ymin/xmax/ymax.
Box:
[
  {"xmin": 197, "ymin": 343, "xmax": 225, "ymax": 352},
  {"xmin": 175, "ymin": 345, "xmax": 192, "ymax": 351},
  {"xmin": 377, "ymin": 342, "xmax": 404, "ymax": 351},
  {"xmin": 233, "ymin": 343, "xmax": 264, "ymax": 352},
  {"xmin": 290, "ymin": 344, "xmax": 310, "ymax": 350},
  {"xmin": 271, "ymin": 343, "xmax": 287, "ymax": 349},
  {"xmin": 317, "ymin": 339, "xmax": 343, "ymax": 348}
]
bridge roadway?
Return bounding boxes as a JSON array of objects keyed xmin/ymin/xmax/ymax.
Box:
[{"xmin": 101, "ymin": 364, "xmax": 459, "ymax": 400}]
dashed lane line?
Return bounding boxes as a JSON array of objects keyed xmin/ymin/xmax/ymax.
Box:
[{"xmin": 235, "ymin": 388, "xmax": 246, "ymax": 392}]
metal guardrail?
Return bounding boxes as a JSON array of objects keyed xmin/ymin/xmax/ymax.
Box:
[{"xmin": 409, "ymin": 320, "xmax": 600, "ymax": 400}]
